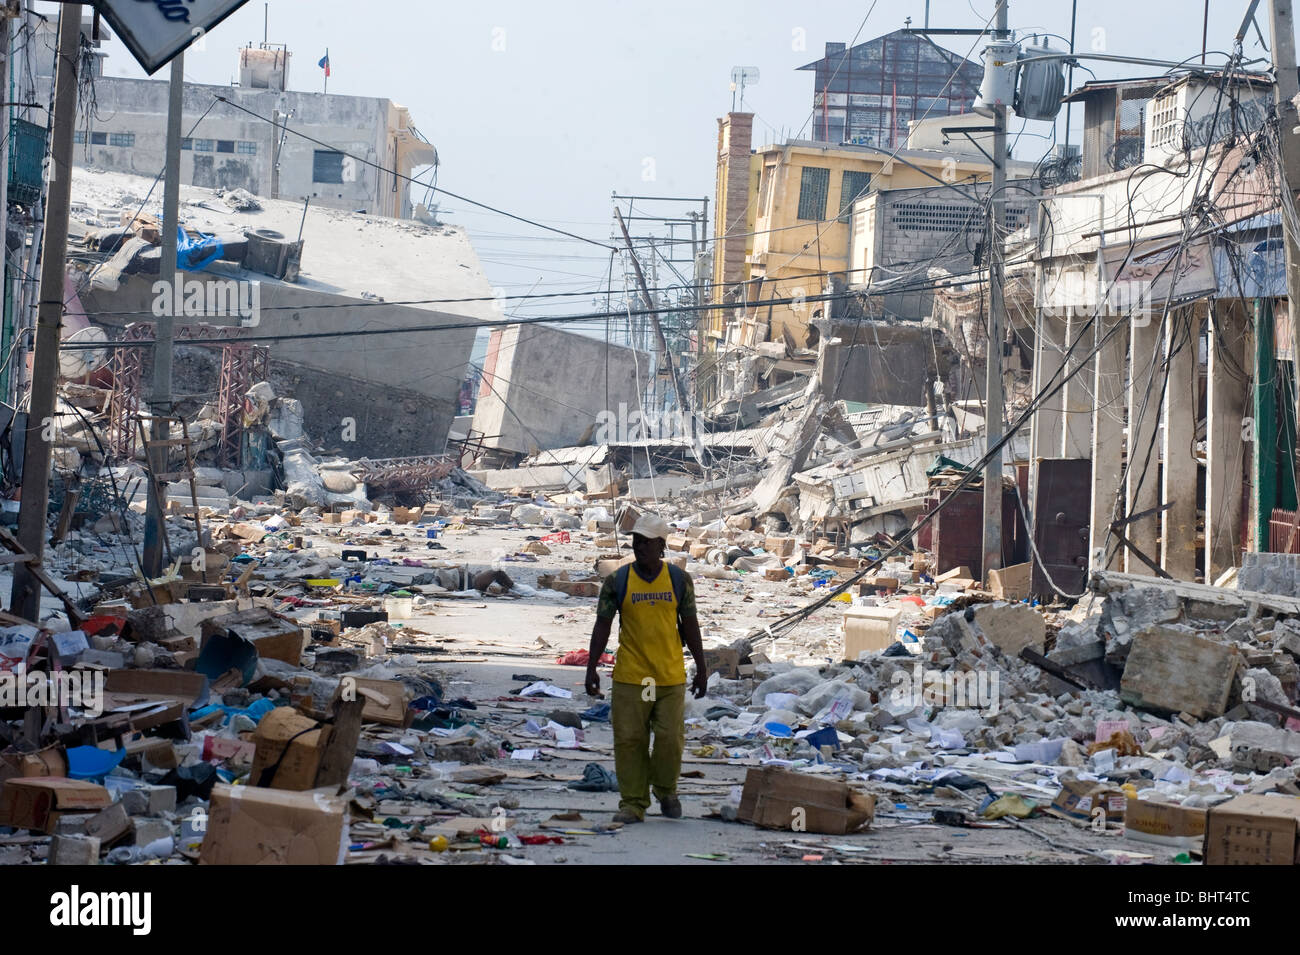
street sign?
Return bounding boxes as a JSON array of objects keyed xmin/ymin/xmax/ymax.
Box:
[{"xmin": 92, "ymin": 0, "xmax": 251, "ymax": 74}]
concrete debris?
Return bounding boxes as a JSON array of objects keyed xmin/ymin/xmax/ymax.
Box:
[{"xmin": 8, "ymin": 108, "xmax": 1300, "ymax": 874}]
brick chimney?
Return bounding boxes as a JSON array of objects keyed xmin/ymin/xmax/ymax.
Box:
[{"xmin": 715, "ymin": 112, "xmax": 754, "ymax": 294}]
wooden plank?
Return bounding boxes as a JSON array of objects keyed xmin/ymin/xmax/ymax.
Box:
[
  {"xmin": 52, "ymin": 486, "xmax": 79, "ymax": 545},
  {"xmin": 1119, "ymin": 625, "xmax": 1239, "ymax": 719},
  {"xmin": 315, "ymin": 698, "xmax": 363, "ymax": 789},
  {"xmin": 0, "ymin": 526, "xmax": 83, "ymax": 625}
]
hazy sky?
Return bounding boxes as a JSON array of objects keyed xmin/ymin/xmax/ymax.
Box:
[{"xmin": 68, "ymin": 0, "xmax": 1288, "ymax": 321}]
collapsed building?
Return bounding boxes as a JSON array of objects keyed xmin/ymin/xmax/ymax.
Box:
[{"xmin": 4, "ymin": 19, "xmax": 1300, "ymax": 870}]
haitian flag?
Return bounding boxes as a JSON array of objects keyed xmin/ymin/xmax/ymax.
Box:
[{"xmin": 318, "ymin": 49, "xmax": 330, "ymax": 77}]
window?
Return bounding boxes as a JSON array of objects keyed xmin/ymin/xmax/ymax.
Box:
[
  {"xmin": 312, "ymin": 149, "xmax": 346, "ymax": 183},
  {"xmin": 73, "ymin": 130, "xmax": 85, "ymax": 144},
  {"xmin": 839, "ymin": 170, "xmax": 872, "ymax": 219},
  {"xmin": 236, "ymin": 141, "xmax": 258, "ymax": 155},
  {"xmin": 216, "ymin": 139, "xmax": 235, "ymax": 153},
  {"xmin": 90, "ymin": 131, "xmax": 107, "ymax": 145},
  {"xmin": 193, "ymin": 139, "xmax": 215, "ymax": 152},
  {"xmin": 796, "ymin": 166, "xmax": 830, "ymax": 220},
  {"xmin": 181, "ymin": 138, "xmax": 192, "ymax": 150},
  {"xmin": 109, "ymin": 132, "xmax": 134, "ymax": 147}
]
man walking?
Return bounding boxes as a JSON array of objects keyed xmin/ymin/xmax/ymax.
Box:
[{"xmin": 586, "ymin": 513, "xmax": 707, "ymax": 823}]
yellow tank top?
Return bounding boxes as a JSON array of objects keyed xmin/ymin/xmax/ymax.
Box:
[{"xmin": 611, "ymin": 563, "xmax": 686, "ymax": 687}]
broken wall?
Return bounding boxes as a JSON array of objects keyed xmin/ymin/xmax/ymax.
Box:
[
  {"xmin": 83, "ymin": 276, "xmax": 476, "ymax": 453},
  {"xmin": 472, "ymin": 324, "xmax": 647, "ymax": 456},
  {"xmin": 817, "ymin": 320, "xmax": 957, "ymax": 407}
]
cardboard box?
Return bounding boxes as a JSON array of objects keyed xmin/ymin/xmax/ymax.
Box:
[
  {"xmin": 764, "ymin": 536, "xmax": 795, "ymax": 559},
  {"xmin": 0, "ymin": 745, "xmax": 68, "ymax": 784},
  {"xmin": 764, "ymin": 567, "xmax": 791, "ymax": 581},
  {"xmin": 1203, "ymin": 794, "xmax": 1300, "ymax": 865},
  {"xmin": 391, "ymin": 506, "xmax": 422, "ymax": 524},
  {"xmin": 842, "ymin": 606, "xmax": 902, "ymax": 660},
  {"xmin": 689, "ymin": 543, "xmax": 711, "ymax": 560},
  {"xmin": 199, "ymin": 784, "xmax": 348, "ymax": 865},
  {"xmin": 200, "ymin": 607, "xmax": 307, "ymax": 667},
  {"xmin": 321, "ymin": 512, "xmax": 342, "ymax": 524},
  {"xmin": 337, "ymin": 677, "xmax": 412, "ymax": 727},
  {"xmin": 988, "ymin": 561, "xmax": 1031, "ymax": 601},
  {"xmin": 103, "ymin": 668, "xmax": 209, "ymax": 731},
  {"xmin": 0, "ymin": 777, "xmax": 112, "ymax": 832},
  {"xmin": 737, "ymin": 766, "xmax": 875, "ymax": 835},
  {"xmin": 250, "ymin": 707, "xmax": 329, "ymax": 790},
  {"xmin": 1124, "ymin": 799, "xmax": 1207, "ymax": 850},
  {"xmin": 616, "ymin": 505, "xmax": 642, "ymax": 533},
  {"xmin": 703, "ymin": 648, "xmax": 740, "ymax": 679},
  {"xmin": 857, "ymin": 577, "xmax": 899, "ymax": 595},
  {"xmin": 1050, "ymin": 777, "xmax": 1126, "ymax": 824}
]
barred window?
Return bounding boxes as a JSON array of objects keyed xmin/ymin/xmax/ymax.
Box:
[
  {"xmin": 193, "ymin": 139, "xmax": 215, "ymax": 152},
  {"xmin": 839, "ymin": 170, "xmax": 872, "ymax": 219},
  {"xmin": 797, "ymin": 166, "xmax": 830, "ymax": 221},
  {"xmin": 108, "ymin": 132, "xmax": 134, "ymax": 147},
  {"xmin": 236, "ymin": 141, "xmax": 258, "ymax": 155}
]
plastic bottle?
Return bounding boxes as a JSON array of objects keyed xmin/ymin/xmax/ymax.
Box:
[{"xmin": 106, "ymin": 836, "xmax": 174, "ymax": 864}]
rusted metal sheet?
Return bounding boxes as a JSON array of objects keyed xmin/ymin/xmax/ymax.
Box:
[
  {"xmin": 930, "ymin": 486, "xmax": 1022, "ymax": 577},
  {"xmin": 1032, "ymin": 458, "xmax": 1092, "ymax": 599},
  {"xmin": 1269, "ymin": 508, "xmax": 1300, "ymax": 554}
]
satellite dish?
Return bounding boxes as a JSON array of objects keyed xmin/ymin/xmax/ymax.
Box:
[{"xmin": 59, "ymin": 325, "xmax": 109, "ymax": 379}]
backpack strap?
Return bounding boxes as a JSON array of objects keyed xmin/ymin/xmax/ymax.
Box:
[
  {"xmin": 612, "ymin": 564, "xmax": 631, "ymax": 615},
  {"xmin": 666, "ymin": 563, "xmax": 689, "ymax": 622}
]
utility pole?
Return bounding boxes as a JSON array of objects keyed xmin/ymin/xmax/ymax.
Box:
[
  {"xmin": 615, "ymin": 207, "xmax": 692, "ymax": 419},
  {"xmin": 10, "ymin": 7, "xmax": 79, "ymax": 620},
  {"xmin": 270, "ymin": 108, "xmax": 282, "ymax": 199},
  {"xmin": 981, "ymin": 0, "xmax": 1009, "ymax": 584},
  {"xmin": 142, "ymin": 51, "xmax": 185, "ymax": 578},
  {"xmin": 1268, "ymin": 0, "xmax": 1300, "ymax": 468}
]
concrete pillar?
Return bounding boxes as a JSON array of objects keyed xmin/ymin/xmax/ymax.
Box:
[
  {"xmin": 1090, "ymin": 314, "xmax": 1128, "ymax": 571},
  {"xmin": 1126, "ymin": 312, "xmax": 1163, "ymax": 574},
  {"xmin": 1206, "ymin": 300, "xmax": 1249, "ymax": 580},
  {"xmin": 1161, "ymin": 305, "xmax": 1201, "ymax": 580},
  {"xmin": 1031, "ymin": 310, "xmax": 1066, "ymax": 516},
  {"xmin": 1062, "ymin": 312, "xmax": 1096, "ymax": 458}
]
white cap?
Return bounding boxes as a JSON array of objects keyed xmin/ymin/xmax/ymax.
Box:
[{"xmin": 629, "ymin": 513, "xmax": 671, "ymax": 541}]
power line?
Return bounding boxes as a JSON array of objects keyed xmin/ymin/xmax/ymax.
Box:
[{"xmin": 210, "ymin": 94, "xmax": 618, "ymax": 253}]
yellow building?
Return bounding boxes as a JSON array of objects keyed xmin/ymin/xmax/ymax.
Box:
[
  {"xmin": 710, "ymin": 110, "xmax": 1044, "ymax": 350},
  {"xmin": 744, "ymin": 137, "xmax": 1015, "ymax": 347}
]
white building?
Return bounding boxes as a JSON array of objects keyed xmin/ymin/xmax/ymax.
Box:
[{"xmin": 31, "ymin": 31, "xmax": 435, "ymax": 220}]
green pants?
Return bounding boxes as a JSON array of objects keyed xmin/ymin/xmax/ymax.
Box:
[{"xmin": 611, "ymin": 681, "xmax": 686, "ymax": 818}]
